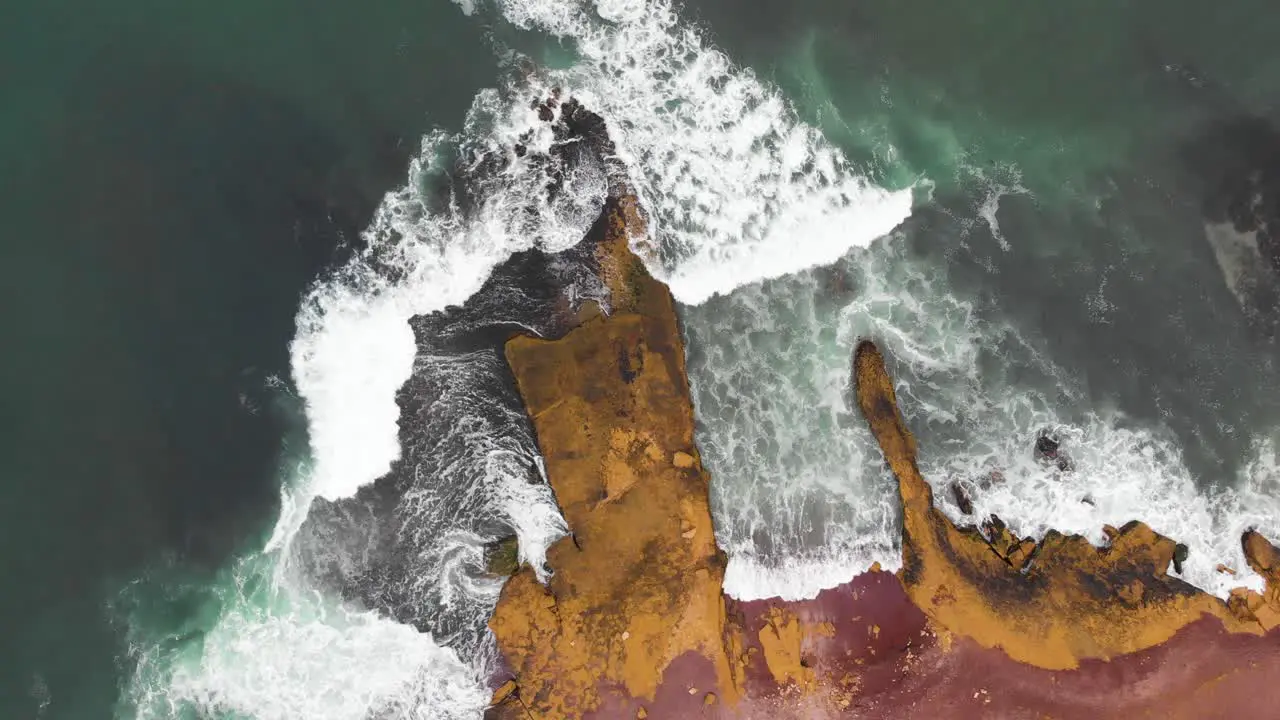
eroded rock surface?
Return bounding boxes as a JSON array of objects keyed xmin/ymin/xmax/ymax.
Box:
[
  {"xmin": 487, "ymin": 197, "xmax": 743, "ymax": 718},
  {"xmin": 853, "ymin": 338, "xmax": 1280, "ymax": 668}
]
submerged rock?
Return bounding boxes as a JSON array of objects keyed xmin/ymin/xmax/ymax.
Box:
[
  {"xmin": 949, "ymin": 481, "xmax": 974, "ymax": 515},
  {"xmin": 1183, "ymin": 115, "xmax": 1280, "ymax": 328},
  {"xmin": 485, "ymin": 536, "xmax": 521, "ymax": 577}
]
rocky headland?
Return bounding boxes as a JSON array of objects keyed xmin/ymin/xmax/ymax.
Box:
[{"xmin": 481, "ymin": 99, "xmax": 1280, "ymax": 719}]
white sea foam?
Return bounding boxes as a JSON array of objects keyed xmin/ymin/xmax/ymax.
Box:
[
  {"xmin": 924, "ymin": 412, "xmax": 1280, "ymax": 598},
  {"xmin": 281, "ymin": 103, "xmax": 591, "ymax": 609},
  {"xmin": 293, "ymin": 99, "xmax": 606, "ymax": 506},
  {"xmin": 687, "ymin": 234, "xmax": 973, "ymax": 601},
  {"xmin": 1229, "ymin": 436, "xmax": 1280, "ymax": 580},
  {"xmin": 462, "ymin": 0, "xmax": 919, "ymax": 598},
  {"xmin": 1203, "ymin": 220, "xmax": 1276, "ymax": 314},
  {"xmin": 928, "ymin": 413, "xmax": 1230, "ymax": 594},
  {"xmin": 962, "ymin": 162, "xmax": 1029, "ymax": 251},
  {"xmin": 480, "ymin": 0, "xmax": 914, "ymax": 304},
  {"xmin": 721, "ymin": 548, "xmax": 890, "ymax": 599},
  {"xmin": 126, "ymin": 84, "xmax": 605, "ymax": 719},
  {"xmin": 125, "ymin": 557, "xmax": 490, "ymax": 720},
  {"xmin": 291, "ymin": 0, "xmax": 911, "ymax": 604},
  {"xmin": 698, "ymin": 225, "xmax": 1280, "ymax": 603},
  {"xmin": 131, "ymin": 0, "xmax": 921, "ymax": 713}
]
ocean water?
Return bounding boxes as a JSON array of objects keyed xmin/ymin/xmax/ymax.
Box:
[
  {"xmin": 686, "ymin": 0, "xmax": 1280, "ymax": 600},
  {"xmin": 0, "ymin": 0, "xmax": 495, "ymax": 716},
  {"xmin": 7, "ymin": 0, "xmax": 1280, "ymax": 717}
]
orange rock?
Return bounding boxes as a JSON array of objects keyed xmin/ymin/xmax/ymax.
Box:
[
  {"xmin": 1007, "ymin": 538, "xmax": 1038, "ymax": 571},
  {"xmin": 1244, "ymin": 530, "xmax": 1280, "ymax": 578},
  {"xmin": 852, "ymin": 340, "xmax": 1267, "ymax": 669},
  {"xmin": 1255, "ymin": 601, "xmax": 1280, "ymax": 632},
  {"xmin": 490, "ymin": 679, "xmax": 518, "ymax": 707},
  {"xmin": 673, "ymin": 450, "xmax": 696, "ymax": 468},
  {"xmin": 487, "ymin": 197, "xmax": 739, "ymax": 718},
  {"xmin": 1240, "ymin": 530, "xmax": 1280, "ymax": 628},
  {"xmin": 756, "ymin": 606, "xmax": 817, "ymax": 690},
  {"xmin": 1228, "ymin": 587, "xmax": 1257, "ymax": 621}
]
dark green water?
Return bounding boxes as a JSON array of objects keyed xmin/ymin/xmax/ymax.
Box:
[
  {"xmin": 689, "ymin": 0, "xmax": 1280, "ymax": 475},
  {"xmin": 6, "ymin": 0, "xmax": 1280, "ymax": 717},
  {"xmin": 0, "ymin": 1, "xmax": 495, "ymax": 716},
  {"xmin": 686, "ymin": 0, "xmax": 1280, "ymax": 458},
  {"xmin": 682, "ymin": 0, "xmax": 1280, "ymax": 602}
]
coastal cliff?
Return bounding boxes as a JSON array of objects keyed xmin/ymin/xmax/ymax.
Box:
[{"xmin": 485, "ymin": 117, "xmax": 1280, "ymax": 717}]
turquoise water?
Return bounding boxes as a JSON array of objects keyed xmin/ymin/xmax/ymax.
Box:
[
  {"xmin": 686, "ymin": 0, "xmax": 1280, "ymax": 598},
  {"xmin": 0, "ymin": 1, "xmax": 494, "ymax": 716},
  {"xmin": 6, "ymin": 0, "xmax": 1280, "ymax": 717},
  {"xmin": 710, "ymin": 0, "xmax": 1280, "ymax": 476}
]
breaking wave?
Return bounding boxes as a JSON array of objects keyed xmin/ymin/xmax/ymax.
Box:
[
  {"xmin": 691, "ymin": 212, "xmax": 1280, "ymax": 602},
  {"xmin": 119, "ymin": 0, "xmax": 912, "ymax": 716}
]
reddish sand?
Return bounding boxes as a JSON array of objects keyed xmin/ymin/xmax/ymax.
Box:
[{"xmin": 565, "ymin": 571, "xmax": 1280, "ymax": 719}]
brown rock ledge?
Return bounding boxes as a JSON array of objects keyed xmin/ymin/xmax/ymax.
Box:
[
  {"xmin": 486, "ymin": 196, "xmax": 744, "ymax": 718},
  {"xmin": 853, "ymin": 339, "xmax": 1280, "ymax": 668},
  {"xmin": 486, "ymin": 194, "xmax": 1280, "ymax": 718}
]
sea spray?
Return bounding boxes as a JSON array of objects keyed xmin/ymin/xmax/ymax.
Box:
[
  {"xmin": 473, "ymin": 0, "xmax": 915, "ymax": 302},
  {"xmin": 120, "ymin": 552, "xmax": 491, "ymax": 720},
  {"xmin": 280, "ymin": 0, "xmax": 914, "ymax": 639},
  {"xmin": 118, "ymin": 86, "xmax": 595, "ymax": 718},
  {"xmin": 285, "ymin": 0, "xmax": 914, "ymax": 635}
]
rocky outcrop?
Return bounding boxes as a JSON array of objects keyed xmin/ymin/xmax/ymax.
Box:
[
  {"xmin": 484, "ymin": 100, "xmax": 1280, "ymax": 717},
  {"xmin": 1236, "ymin": 530, "xmax": 1280, "ymax": 631},
  {"xmin": 486, "ymin": 197, "xmax": 744, "ymax": 718},
  {"xmin": 853, "ymin": 338, "xmax": 1280, "ymax": 668}
]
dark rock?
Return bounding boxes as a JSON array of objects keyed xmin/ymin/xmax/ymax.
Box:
[
  {"xmin": 978, "ymin": 469, "xmax": 1005, "ymax": 490},
  {"xmin": 1034, "ymin": 429, "xmax": 1074, "ymax": 472},
  {"xmin": 950, "ymin": 481, "xmax": 974, "ymax": 515},
  {"xmin": 1034, "ymin": 432, "xmax": 1060, "ymax": 458},
  {"xmin": 1173, "ymin": 542, "xmax": 1190, "ymax": 575}
]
